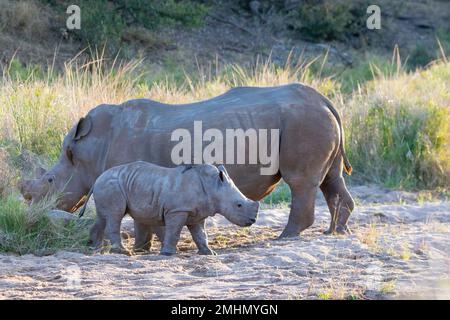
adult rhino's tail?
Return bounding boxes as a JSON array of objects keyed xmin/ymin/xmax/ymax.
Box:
[
  {"xmin": 322, "ymin": 97, "xmax": 353, "ymax": 175},
  {"xmin": 78, "ymin": 187, "xmax": 94, "ymax": 218}
]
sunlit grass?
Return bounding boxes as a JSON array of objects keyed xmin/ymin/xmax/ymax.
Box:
[
  {"xmin": 0, "ymin": 195, "xmax": 89, "ymax": 255},
  {"xmin": 0, "ymin": 49, "xmax": 448, "ymax": 192}
]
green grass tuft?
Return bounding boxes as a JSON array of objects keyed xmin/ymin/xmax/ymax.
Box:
[{"xmin": 0, "ymin": 195, "xmax": 89, "ymax": 255}]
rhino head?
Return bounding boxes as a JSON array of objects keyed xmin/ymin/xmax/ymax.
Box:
[
  {"xmin": 19, "ymin": 116, "xmax": 96, "ymax": 212},
  {"xmin": 197, "ymin": 164, "xmax": 259, "ymax": 227}
]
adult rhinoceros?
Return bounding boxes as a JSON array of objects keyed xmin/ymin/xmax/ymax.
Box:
[{"xmin": 20, "ymin": 83, "xmax": 354, "ymax": 237}]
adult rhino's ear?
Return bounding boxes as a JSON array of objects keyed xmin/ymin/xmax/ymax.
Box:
[
  {"xmin": 73, "ymin": 116, "xmax": 92, "ymax": 141},
  {"xmin": 66, "ymin": 116, "xmax": 92, "ymax": 165}
]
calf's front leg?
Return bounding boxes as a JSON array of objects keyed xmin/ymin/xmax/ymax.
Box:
[
  {"xmin": 160, "ymin": 212, "xmax": 188, "ymax": 256},
  {"xmin": 188, "ymin": 219, "xmax": 216, "ymax": 255}
]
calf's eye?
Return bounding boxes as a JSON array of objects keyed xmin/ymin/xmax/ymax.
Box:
[{"xmin": 237, "ymin": 203, "xmax": 242, "ymax": 208}]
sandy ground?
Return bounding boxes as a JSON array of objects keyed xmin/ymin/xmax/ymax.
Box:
[{"xmin": 0, "ymin": 185, "xmax": 449, "ymax": 300}]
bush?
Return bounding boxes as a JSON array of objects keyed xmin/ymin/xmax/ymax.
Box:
[
  {"xmin": 0, "ymin": 0, "xmax": 51, "ymax": 39},
  {"xmin": 407, "ymin": 45, "xmax": 434, "ymax": 71},
  {"xmin": 288, "ymin": 0, "xmax": 369, "ymax": 42},
  {"xmin": 69, "ymin": 0, "xmax": 208, "ymax": 51},
  {"xmin": 346, "ymin": 62, "xmax": 449, "ymax": 189}
]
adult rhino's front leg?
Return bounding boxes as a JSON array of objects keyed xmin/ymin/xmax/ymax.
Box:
[{"xmin": 188, "ymin": 219, "xmax": 216, "ymax": 255}]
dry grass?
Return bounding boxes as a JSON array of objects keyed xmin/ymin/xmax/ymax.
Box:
[
  {"xmin": 0, "ymin": 147, "xmax": 14, "ymax": 198},
  {"xmin": 0, "ymin": 50, "xmax": 448, "ymax": 189},
  {"xmin": 0, "ymin": 52, "xmax": 339, "ymax": 161}
]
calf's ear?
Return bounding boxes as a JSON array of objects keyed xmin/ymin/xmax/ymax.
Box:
[
  {"xmin": 217, "ymin": 165, "xmax": 229, "ymax": 182},
  {"xmin": 217, "ymin": 165, "xmax": 230, "ymax": 178}
]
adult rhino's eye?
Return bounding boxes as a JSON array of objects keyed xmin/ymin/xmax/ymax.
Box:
[
  {"xmin": 237, "ymin": 203, "xmax": 242, "ymax": 208},
  {"xmin": 47, "ymin": 177, "xmax": 54, "ymax": 183}
]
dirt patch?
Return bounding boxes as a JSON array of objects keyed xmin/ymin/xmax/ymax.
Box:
[{"xmin": 0, "ymin": 186, "xmax": 448, "ymax": 299}]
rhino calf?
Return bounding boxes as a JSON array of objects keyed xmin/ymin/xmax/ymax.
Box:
[{"xmin": 79, "ymin": 161, "xmax": 259, "ymax": 255}]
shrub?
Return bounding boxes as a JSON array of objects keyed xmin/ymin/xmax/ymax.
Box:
[
  {"xmin": 407, "ymin": 45, "xmax": 434, "ymax": 71},
  {"xmin": 288, "ymin": 0, "xmax": 369, "ymax": 42},
  {"xmin": 0, "ymin": 0, "xmax": 51, "ymax": 39},
  {"xmin": 68, "ymin": 0, "xmax": 208, "ymax": 51},
  {"xmin": 346, "ymin": 62, "xmax": 449, "ymax": 189}
]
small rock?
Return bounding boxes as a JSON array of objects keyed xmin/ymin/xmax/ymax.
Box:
[{"xmin": 47, "ymin": 210, "xmax": 94, "ymax": 227}]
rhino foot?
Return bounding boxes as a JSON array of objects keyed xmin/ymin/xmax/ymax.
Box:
[
  {"xmin": 160, "ymin": 249, "xmax": 177, "ymax": 256},
  {"xmin": 323, "ymin": 225, "xmax": 351, "ymax": 235},
  {"xmin": 198, "ymin": 249, "xmax": 217, "ymax": 256},
  {"xmin": 276, "ymin": 234, "xmax": 301, "ymax": 241},
  {"xmin": 335, "ymin": 225, "xmax": 351, "ymax": 235},
  {"xmin": 110, "ymin": 246, "xmax": 133, "ymax": 256},
  {"xmin": 133, "ymin": 248, "xmax": 150, "ymax": 254}
]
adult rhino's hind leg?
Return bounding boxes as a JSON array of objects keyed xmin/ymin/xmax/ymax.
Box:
[
  {"xmin": 279, "ymin": 178, "xmax": 319, "ymax": 238},
  {"xmin": 320, "ymin": 157, "xmax": 355, "ymax": 235}
]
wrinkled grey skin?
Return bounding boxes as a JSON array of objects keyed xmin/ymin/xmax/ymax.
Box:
[
  {"xmin": 82, "ymin": 162, "xmax": 259, "ymax": 255},
  {"xmin": 20, "ymin": 84, "xmax": 354, "ymax": 237}
]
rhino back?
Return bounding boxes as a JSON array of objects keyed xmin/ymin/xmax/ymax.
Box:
[
  {"xmin": 116, "ymin": 162, "xmax": 199, "ymax": 223},
  {"xmin": 103, "ymin": 85, "xmax": 306, "ymax": 169}
]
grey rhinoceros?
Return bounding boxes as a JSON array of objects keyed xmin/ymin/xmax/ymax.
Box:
[
  {"xmin": 20, "ymin": 83, "xmax": 354, "ymax": 237},
  {"xmin": 81, "ymin": 162, "xmax": 259, "ymax": 255}
]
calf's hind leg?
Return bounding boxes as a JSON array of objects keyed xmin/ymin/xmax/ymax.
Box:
[
  {"xmin": 94, "ymin": 185, "xmax": 129, "ymax": 254},
  {"xmin": 89, "ymin": 216, "xmax": 106, "ymax": 248},
  {"xmin": 134, "ymin": 221, "xmax": 154, "ymax": 252}
]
